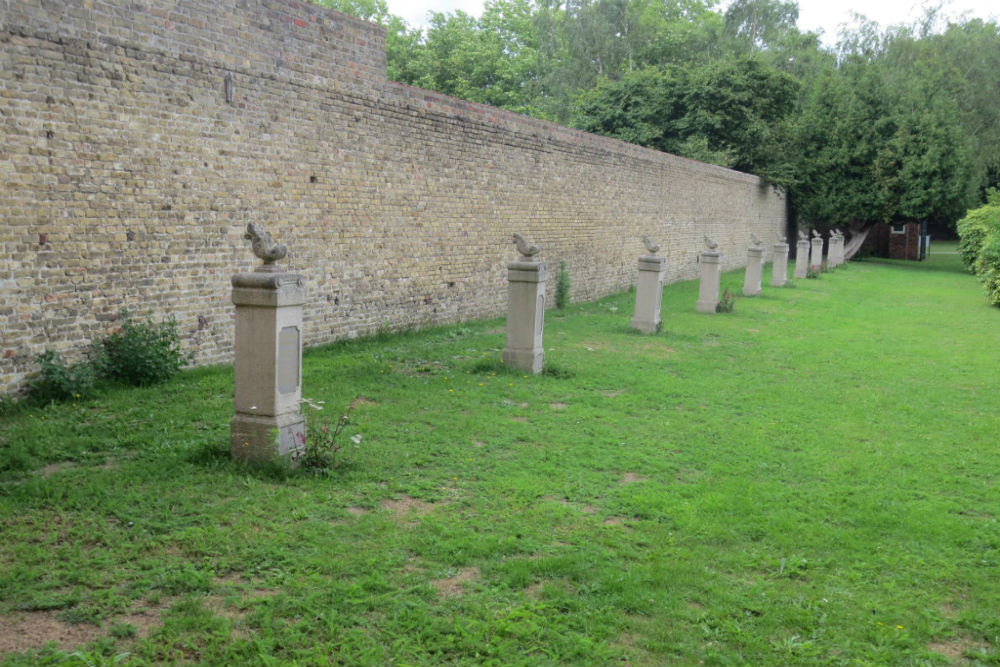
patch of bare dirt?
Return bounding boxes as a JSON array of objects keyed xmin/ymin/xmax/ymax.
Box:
[
  {"xmin": 549, "ymin": 403, "xmax": 568, "ymax": 410},
  {"xmin": 621, "ymin": 473, "xmax": 649, "ymax": 484},
  {"xmin": 349, "ymin": 396, "xmax": 378, "ymax": 410},
  {"xmin": 510, "ymin": 416, "xmax": 530, "ymax": 423},
  {"xmin": 37, "ymin": 462, "xmax": 78, "ymax": 477},
  {"xmin": 346, "ymin": 506, "xmax": 369, "ymax": 517},
  {"xmin": 118, "ymin": 597, "xmax": 177, "ymax": 639},
  {"xmin": 431, "ymin": 567, "xmax": 480, "ymax": 598},
  {"xmin": 380, "ymin": 495, "xmax": 436, "ymax": 518},
  {"xmin": 600, "ymin": 389, "xmax": 627, "ymax": 398},
  {"xmin": 471, "ymin": 440, "xmax": 485, "ymax": 448},
  {"xmin": 0, "ymin": 611, "xmax": 102, "ymax": 655},
  {"xmin": 603, "ymin": 516, "xmax": 625, "ymax": 526},
  {"xmin": 927, "ymin": 636, "xmax": 989, "ymax": 665}
]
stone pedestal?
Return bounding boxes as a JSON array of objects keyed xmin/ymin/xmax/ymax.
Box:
[
  {"xmin": 230, "ymin": 271, "xmax": 307, "ymax": 461},
  {"xmin": 631, "ymin": 254, "xmax": 666, "ymax": 333},
  {"xmin": 696, "ymin": 251, "xmax": 722, "ymax": 313},
  {"xmin": 794, "ymin": 239, "xmax": 810, "ymax": 278},
  {"xmin": 742, "ymin": 246, "xmax": 764, "ymax": 296},
  {"xmin": 503, "ymin": 260, "xmax": 547, "ymax": 374},
  {"xmin": 771, "ymin": 242, "xmax": 789, "ymax": 287},
  {"xmin": 810, "ymin": 237, "xmax": 824, "ymax": 272},
  {"xmin": 829, "ymin": 236, "xmax": 844, "ymax": 268}
]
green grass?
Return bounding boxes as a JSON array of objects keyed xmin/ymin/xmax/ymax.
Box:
[{"xmin": 2, "ymin": 241, "xmax": 999, "ymax": 666}]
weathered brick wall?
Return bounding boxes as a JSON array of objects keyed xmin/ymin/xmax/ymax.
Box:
[{"xmin": 0, "ymin": 0, "xmax": 787, "ymax": 395}]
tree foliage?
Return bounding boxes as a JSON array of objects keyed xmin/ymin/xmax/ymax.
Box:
[
  {"xmin": 310, "ymin": 0, "xmax": 1000, "ymax": 232},
  {"xmin": 956, "ymin": 190, "xmax": 1000, "ymax": 305}
]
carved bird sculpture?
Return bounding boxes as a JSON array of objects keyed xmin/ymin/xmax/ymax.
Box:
[
  {"xmin": 703, "ymin": 235, "xmax": 719, "ymax": 250},
  {"xmin": 750, "ymin": 232, "xmax": 763, "ymax": 247},
  {"xmin": 513, "ymin": 232, "xmax": 541, "ymax": 259},
  {"xmin": 642, "ymin": 235, "xmax": 661, "ymax": 254},
  {"xmin": 798, "ymin": 230, "xmax": 808, "ymax": 240},
  {"xmin": 811, "ymin": 229, "xmax": 821, "ymax": 239},
  {"xmin": 244, "ymin": 222, "xmax": 287, "ymax": 265}
]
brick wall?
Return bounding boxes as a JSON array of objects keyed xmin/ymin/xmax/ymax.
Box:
[{"xmin": 0, "ymin": 0, "xmax": 788, "ymax": 395}]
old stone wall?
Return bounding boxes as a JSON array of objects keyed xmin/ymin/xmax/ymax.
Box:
[{"xmin": 0, "ymin": 0, "xmax": 787, "ymax": 395}]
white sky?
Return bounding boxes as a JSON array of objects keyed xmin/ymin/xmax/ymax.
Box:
[{"xmin": 384, "ymin": 0, "xmax": 999, "ymax": 46}]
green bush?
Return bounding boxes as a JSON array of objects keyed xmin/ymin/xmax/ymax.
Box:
[
  {"xmin": 95, "ymin": 310, "xmax": 186, "ymax": 386},
  {"xmin": 30, "ymin": 350, "xmax": 96, "ymax": 403},
  {"xmin": 555, "ymin": 261, "xmax": 571, "ymax": 309},
  {"xmin": 956, "ymin": 189, "xmax": 1000, "ymax": 305}
]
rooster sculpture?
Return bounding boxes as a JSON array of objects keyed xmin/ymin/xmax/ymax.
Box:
[
  {"xmin": 244, "ymin": 222, "xmax": 287, "ymax": 266},
  {"xmin": 703, "ymin": 235, "xmax": 719, "ymax": 250},
  {"xmin": 642, "ymin": 235, "xmax": 661, "ymax": 254},
  {"xmin": 513, "ymin": 232, "xmax": 541, "ymax": 260}
]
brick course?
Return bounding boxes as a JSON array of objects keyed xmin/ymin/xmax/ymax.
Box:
[{"xmin": 0, "ymin": 0, "xmax": 787, "ymax": 395}]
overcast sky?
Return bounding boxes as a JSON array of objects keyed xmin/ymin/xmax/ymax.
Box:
[{"xmin": 384, "ymin": 0, "xmax": 998, "ymax": 46}]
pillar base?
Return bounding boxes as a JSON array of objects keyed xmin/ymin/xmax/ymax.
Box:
[
  {"xmin": 502, "ymin": 348, "xmax": 544, "ymax": 374},
  {"xmin": 231, "ymin": 412, "xmax": 306, "ymax": 462}
]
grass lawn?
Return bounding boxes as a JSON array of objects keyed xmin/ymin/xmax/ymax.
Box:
[{"xmin": 1, "ymin": 242, "xmax": 999, "ymax": 666}]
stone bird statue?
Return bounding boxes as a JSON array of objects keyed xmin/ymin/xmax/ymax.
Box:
[
  {"xmin": 798, "ymin": 229, "xmax": 807, "ymax": 240},
  {"xmin": 811, "ymin": 229, "xmax": 821, "ymax": 239},
  {"xmin": 703, "ymin": 235, "xmax": 719, "ymax": 250},
  {"xmin": 641, "ymin": 235, "xmax": 661, "ymax": 254},
  {"xmin": 513, "ymin": 232, "xmax": 541, "ymax": 259},
  {"xmin": 750, "ymin": 232, "xmax": 763, "ymax": 247},
  {"xmin": 244, "ymin": 222, "xmax": 287, "ymax": 265}
]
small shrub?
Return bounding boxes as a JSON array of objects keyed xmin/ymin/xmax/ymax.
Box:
[
  {"xmin": 957, "ymin": 190, "xmax": 1000, "ymax": 305},
  {"xmin": 806, "ymin": 268, "xmax": 821, "ymax": 279},
  {"xmin": 95, "ymin": 310, "xmax": 186, "ymax": 386},
  {"xmin": 555, "ymin": 261, "xmax": 571, "ymax": 309},
  {"xmin": 293, "ymin": 407, "xmax": 360, "ymax": 469},
  {"xmin": 716, "ymin": 288, "xmax": 735, "ymax": 313},
  {"xmin": 30, "ymin": 350, "xmax": 95, "ymax": 403}
]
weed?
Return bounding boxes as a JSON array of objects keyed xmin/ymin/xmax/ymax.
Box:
[
  {"xmin": 806, "ymin": 267, "xmax": 821, "ymax": 279},
  {"xmin": 93, "ymin": 310, "xmax": 187, "ymax": 386},
  {"xmin": 29, "ymin": 350, "xmax": 96, "ymax": 404},
  {"xmin": 556, "ymin": 261, "xmax": 571, "ymax": 309},
  {"xmin": 716, "ymin": 288, "xmax": 736, "ymax": 313},
  {"xmin": 292, "ymin": 406, "xmax": 360, "ymax": 469}
]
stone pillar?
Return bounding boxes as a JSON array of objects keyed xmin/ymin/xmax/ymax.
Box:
[
  {"xmin": 794, "ymin": 239, "xmax": 810, "ymax": 279},
  {"xmin": 810, "ymin": 236, "xmax": 824, "ymax": 272},
  {"xmin": 827, "ymin": 236, "xmax": 840, "ymax": 269},
  {"xmin": 831, "ymin": 235, "xmax": 844, "ymax": 268},
  {"xmin": 771, "ymin": 241, "xmax": 789, "ymax": 287},
  {"xmin": 631, "ymin": 254, "xmax": 666, "ymax": 333},
  {"xmin": 230, "ymin": 271, "xmax": 307, "ymax": 461},
  {"xmin": 742, "ymin": 246, "xmax": 764, "ymax": 296},
  {"xmin": 503, "ymin": 260, "xmax": 548, "ymax": 374},
  {"xmin": 696, "ymin": 250, "xmax": 722, "ymax": 313}
]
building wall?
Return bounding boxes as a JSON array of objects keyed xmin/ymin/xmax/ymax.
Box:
[{"xmin": 0, "ymin": 0, "xmax": 788, "ymax": 395}]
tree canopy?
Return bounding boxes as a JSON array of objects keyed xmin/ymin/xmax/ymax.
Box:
[{"xmin": 312, "ymin": 0, "xmax": 1000, "ymax": 240}]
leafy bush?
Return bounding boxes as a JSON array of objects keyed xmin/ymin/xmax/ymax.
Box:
[
  {"xmin": 956, "ymin": 189, "xmax": 1000, "ymax": 305},
  {"xmin": 555, "ymin": 261, "xmax": 571, "ymax": 309},
  {"xmin": 30, "ymin": 350, "xmax": 96, "ymax": 403},
  {"xmin": 94, "ymin": 310, "xmax": 186, "ymax": 386},
  {"xmin": 716, "ymin": 288, "xmax": 736, "ymax": 313},
  {"xmin": 292, "ymin": 408, "xmax": 360, "ymax": 470}
]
